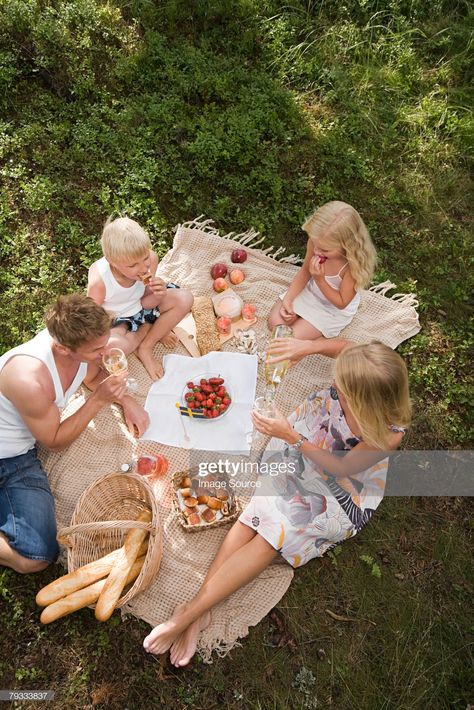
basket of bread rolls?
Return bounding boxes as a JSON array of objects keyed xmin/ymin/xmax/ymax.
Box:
[
  {"xmin": 36, "ymin": 471, "xmax": 162, "ymax": 624},
  {"xmin": 172, "ymin": 469, "xmax": 241, "ymax": 531}
]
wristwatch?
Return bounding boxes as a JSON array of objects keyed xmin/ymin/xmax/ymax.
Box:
[{"xmin": 291, "ymin": 433, "xmax": 307, "ymax": 451}]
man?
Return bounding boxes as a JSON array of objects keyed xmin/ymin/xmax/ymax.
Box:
[{"xmin": 0, "ymin": 293, "xmax": 149, "ymax": 574}]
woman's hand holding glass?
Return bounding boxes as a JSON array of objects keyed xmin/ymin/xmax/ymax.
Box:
[
  {"xmin": 251, "ymin": 406, "xmax": 295, "ymax": 442},
  {"xmin": 265, "ymin": 337, "xmax": 314, "ymax": 366}
]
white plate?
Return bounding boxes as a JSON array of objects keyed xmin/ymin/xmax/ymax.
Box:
[{"xmin": 181, "ymin": 373, "xmax": 233, "ymax": 422}]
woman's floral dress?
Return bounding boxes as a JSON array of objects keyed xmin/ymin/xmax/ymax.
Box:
[{"xmin": 239, "ymin": 386, "xmax": 403, "ymax": 568}]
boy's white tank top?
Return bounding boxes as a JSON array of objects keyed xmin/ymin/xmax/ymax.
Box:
[
  {"xmin": 0, "ymin": 329, "xmax": 87, "ymax": 458},
  {"xmin": 94, "ymin": 257, "xmax": 145, "ymax": 318}
]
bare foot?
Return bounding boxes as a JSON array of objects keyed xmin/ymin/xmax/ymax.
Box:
[
  {"xmin": 169, "ymin": 607, "xmax": 211, "ymax": 668},
  {"xmin": 160, "ymin": 330, "xmax": 178, "ymax": 348},
  {"xmin": 143, "ymin": 604, "xmax": 196, "ymax": 655},
  {"xmin": 143, "ymin": 618, "xmax": 183, "ymax": 656},
  {"xmin": 136, "ymin": 346, "xmax": 164, "ymax": 380}
]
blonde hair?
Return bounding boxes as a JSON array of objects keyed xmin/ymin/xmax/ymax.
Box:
[
  {"xmin": 303, "ymin": 201, "xmax": 376, "ymax": 290},
  {"xmin": 100, "ymin": 217, "xmax": 151, "ymax": 263},
  {"xmin": 46, "ymin": 294, "xmax": 112, "ymax": 350},
  {"xmin": 335, "ymin": 341, "xmax": 411, "ymax": 449}
]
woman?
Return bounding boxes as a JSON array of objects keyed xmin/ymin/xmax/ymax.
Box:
[{"xmin": 143, "ymin": 342, "xmax": 411, "ymax": 666}]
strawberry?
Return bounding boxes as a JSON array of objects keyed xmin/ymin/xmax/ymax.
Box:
[
  {"xmin": 217, "ymin": 387, "xmax": 225, "ymax": 397},
  {"xmin": 219, "ymin": 403, "xmax": 226, "ymax": 411},
  {"xmin": 206, "ymin": 399, "xmax": 213, "ymax": 408},
  {"xmin": 200, "ymin": 378, "xmax": 208, "ymax": 386},
  {"xmin": 187, "ymin": 381, "xmax": 194, "ymax": 389},
  {"xmin": 223, "ymin": 397, "xmax": 231, "ymax": 405}
]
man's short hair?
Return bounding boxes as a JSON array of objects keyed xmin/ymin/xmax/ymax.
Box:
[{"xmin": 45, "ymin": 294, "xmax": 111, "ymax": 350}]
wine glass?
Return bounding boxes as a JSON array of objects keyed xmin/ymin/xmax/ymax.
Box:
[
  {"xmin": 102, "ymin": 348, "xmax": 138, "ymax": 393},
  {"xmin": 247, "ymin": 396, "xmax": 276, "ymax": 448},
  {"xmin": 263, "ymin": 325, "xmax": 293, "ymax": 401}
]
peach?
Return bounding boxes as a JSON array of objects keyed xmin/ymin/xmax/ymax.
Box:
[
  {"xmin": 229, "ymin": 269, "xmax": 245, "ymax": 285},
  {"xmin": 213, "ymin": 277, "xmax": 228, "ymax": 293}
]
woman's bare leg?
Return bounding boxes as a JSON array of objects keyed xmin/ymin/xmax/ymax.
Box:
[
  {"xmin": 169, "ymin": 522, "xmax": 257, "ymax": 665},
  {"xmin": 143, "ymin": 532, "xmax": 277, "ymax": 661}
]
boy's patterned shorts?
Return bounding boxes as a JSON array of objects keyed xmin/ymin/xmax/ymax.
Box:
[{"xmin": 112, "ymin": 282, "xmax": 180, "ymax": 333}]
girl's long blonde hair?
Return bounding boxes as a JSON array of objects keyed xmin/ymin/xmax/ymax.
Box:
[
  {"xmin": 303, "ymin": 201, "xmax": 376, "ymax": 290},
  {"xmin": 335, "ymin": 342, "xmax": 411, "ymax": 449}
]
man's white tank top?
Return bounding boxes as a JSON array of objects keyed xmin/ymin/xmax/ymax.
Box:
[
  {"xmin": 0, "ymin": 329, "xmax": 87, "ymax": 458},
  {"xmin": 93, "ymin": 257, "xmax": 145, "ymax": 318}
]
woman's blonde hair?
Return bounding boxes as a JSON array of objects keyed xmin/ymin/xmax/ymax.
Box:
[
  {"xmin": 101, "ymin": 217, "xmax": 151, "ymax": 263},
  {"xmin": 335, "ymin": 341, "xmax": 411, "ymax": 449},
  {"xmin": 303, "ymin": 201, "xmax": 376, "ymax": 290},
  {"xmin": 46, "ymin": 294, "xmax": 112, "ymax": 350}
]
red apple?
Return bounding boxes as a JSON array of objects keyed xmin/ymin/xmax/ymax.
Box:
[
  {"xmin": 229, "ymin": 269, "xmax": 245, "ymax": 285},
  {"xmin": 210, "ymin": 263, "xmax": 228, "ymax": 279},
  {"xmin": 231, "ymin": 249, "xmax": 247, "ymax": 263},
  {"xmin": 213, "ymin": 277, "xmax": 228, "ymax": 293}
]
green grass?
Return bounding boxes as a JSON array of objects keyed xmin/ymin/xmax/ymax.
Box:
[{"xmin": 0, "ymin": 1, "xmax": 473, "ymax": 707}]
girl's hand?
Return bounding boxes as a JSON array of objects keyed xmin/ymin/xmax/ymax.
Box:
[
  {"xmin": 251, "ymin": 408, "xmax": 294, "ymax": 441},
  {"xmin": 266, "ymin": 337, "xmax": 313, "ymax": 365},
  {"xmin": 149, "ymin": 276, "xmax": 167, "ymax": 296},
  {"xmin": 279, "ymin": 299, "xmax": 296, "ymax": 323},
  {"xmin": 309, "ymin": 256, "xmax": 325, "ymax": 279}
]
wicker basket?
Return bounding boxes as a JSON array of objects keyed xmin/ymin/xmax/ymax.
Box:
[
  {"xmin": 172, "ymin": 469, "xmax": 241, "ymax": 532},
  {"xmin": 57, "ymin": 472, "xmax": 162, "ymax": 608}
]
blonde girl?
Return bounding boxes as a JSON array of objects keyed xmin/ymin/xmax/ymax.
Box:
[
  {"xmin": 268, "ymin": 201, "xmax": 376, "ymax": 339},
  {"xmin": 143, "ymin": 342, "xmax": 410, "ymax": 667}
]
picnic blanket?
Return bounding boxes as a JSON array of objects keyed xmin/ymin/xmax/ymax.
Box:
[{"xmin": 40, "ymin": 217, "xmax": 421, "ymax": 662}]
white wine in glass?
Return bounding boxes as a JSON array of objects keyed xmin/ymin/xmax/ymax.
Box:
[
  {"xmin": 264, "ymin": 325, "xmax": 293, "ymax": 401},
  {"xmin": 102, "ymin": 348, "xmax": 138, "ymax": 392}
]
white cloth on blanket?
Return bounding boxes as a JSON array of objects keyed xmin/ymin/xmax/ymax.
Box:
[{"xmin": 142, "ymin": 352, "xmax": 258, "ymax": 452}]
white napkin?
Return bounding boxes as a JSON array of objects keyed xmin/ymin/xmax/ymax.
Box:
[{"xmin": 142, "ymin": 352, "xmax": 258, "ymax": 453}]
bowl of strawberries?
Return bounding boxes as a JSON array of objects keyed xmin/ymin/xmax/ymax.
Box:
[{"xmin": 181, "ymin": 375, "xmax": 233, "ymax": 420}]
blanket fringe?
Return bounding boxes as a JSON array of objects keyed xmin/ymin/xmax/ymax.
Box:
[
  {"xmin": 390, "ymin": 292, "xmax": 419, "ymax": 308},
  {"xmin": 369, "ymin": 280, "xmax": 419, "ymax": 308},
  {"xmin": 175, "ymin": 216, "xmax": 304, "ymax": 265},
  {"xmin": 197, "ymin": 635, "xmax": 244, "ymax": 664},
  {"xmin": 369, "ymin": 280, "xmax": 397, "ymax": 296}
]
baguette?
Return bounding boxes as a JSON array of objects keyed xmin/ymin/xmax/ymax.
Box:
[
  {"xmin": 36, "ymin": 539, "xmax": 148, "ymax": 607},
  {"xmin": 95, "ymin": 510, "xmax": 152, "ymax": 622},
  {"xmin": 40, "ymin": 555, "xmax": 145, "ymax": 624}
]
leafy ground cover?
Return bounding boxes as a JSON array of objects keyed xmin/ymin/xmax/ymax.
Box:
[{"xmin": 0, "ymin": 1, "xmax": 472, "ymax": 707}]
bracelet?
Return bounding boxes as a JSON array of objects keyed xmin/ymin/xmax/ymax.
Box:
[{"xmin": 291, "ymin": 433, "xmax": 307, "ymax": 451}]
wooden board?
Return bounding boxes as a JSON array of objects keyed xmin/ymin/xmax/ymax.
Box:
[
  {"xmin": 218, "ymin": 317, "xmax": 257, "ymax": 344},
  {"xmin": 173, "ymin": 313, "xmax": 201, "ymax": 357}
]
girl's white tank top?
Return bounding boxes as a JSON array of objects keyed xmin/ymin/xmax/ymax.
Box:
[{"xmin": 0, "ymin": 329, "xmax": 87, "ymax": 458}]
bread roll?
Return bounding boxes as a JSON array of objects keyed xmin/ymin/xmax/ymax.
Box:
[
  {"xmin": 40, "ymin": 556, "xmax": 145, "ymax": 624},
  {"xmin": 94, "ymin": 510, "xmax": 151, "ymax": 622},
  {"xmin": 207, "ymin": 497, "xmax": 223, "ymax": 510},
  {"xmin": 36, "ymin": 539, "xmax": 148, "ymax": 607}
]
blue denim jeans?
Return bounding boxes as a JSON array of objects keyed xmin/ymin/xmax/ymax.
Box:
[{"xmin": 0, "ymin": 448, "xmax": 59, "ymax": 562}]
